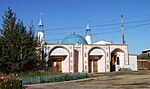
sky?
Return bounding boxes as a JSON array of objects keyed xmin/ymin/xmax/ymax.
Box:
[{"xmin": 1, "ymin": 0, "xmax": 150, "ymax": 54}]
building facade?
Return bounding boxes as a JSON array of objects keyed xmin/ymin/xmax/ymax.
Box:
[{"xmin": 38, "ymin": 19, "xmax": 137, "ymax": 73}]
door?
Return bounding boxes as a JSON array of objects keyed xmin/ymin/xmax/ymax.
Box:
[
  {"xmin": 56, "ymin": 60, "xmax": 62, "ymax": 72},
  {"xmin": 110, "ymin": 56, "xmax": 116, "ymax": 72},
  {"xmin": 93, "ymin": 60, "xmax": 98, "ymax": 73},
  {"xmin": 88, "ymin": 60, "xmax": 92, "ymax": 73}
]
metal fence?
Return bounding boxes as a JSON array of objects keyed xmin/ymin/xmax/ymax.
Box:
[{"xmin": 20, "ymin": 73, "xmax": 87, "ymax": 84}]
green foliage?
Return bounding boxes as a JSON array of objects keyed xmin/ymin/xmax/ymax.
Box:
[
  {"xmin": 137, "ymin": 53, "xmax": 148, "ymax": 59},
  {"xmin": 0, "ymin": 79, "xmax": 26, "ymax": 89},
  {"xmin": 19, "ymin": 71, "xmax": 61, "ymax": 78},
  {"xmin": 0, "ymin": 7, "xmax": 38, "ymax": 74}
]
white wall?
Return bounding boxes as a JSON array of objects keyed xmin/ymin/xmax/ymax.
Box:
[
  {"xmin": 74, "ymin": 45, "xmax": 83, "ymax": 72},
  {"xmin": 78, "ymin": 51, "xmax": 83, "ymax": 72},
  {"xmin": 38, "ymin": 31, "xmax": 44, "ymax": 43},
  {"xmin": 62, "ymin": 56, "xmax": 70, "ymax": 72},
  {"xmin": 129, "ymin": 55, "xmax": 137, "ymax": 71},
  {"xmin": 83, "ymin": 45, "xmax": 110, "ymax": 73},
  {"xmin": 86, "ymin": 35, "xmax": 92, "ymax": 44},
  {"xmin": 50, "ymin": 47, "xmax": 69, "ymax": 73},
  {"xmin": 50, "ymin": 48, "xmax": 68, "ymax": 55},
  {"xmin": 98, "ymin": 55, "xmax": 106, "ymax": 72},
  {"xmin": 117, "ymin": 52, "xmax": 125, "ymax": 68},
  {"xmin": 89, "ymin": 48, "xmax": 106, "ymax": 72},
  {"xmin": 110, "ymin": 45, "xmax": 128, "ymax": 65}
]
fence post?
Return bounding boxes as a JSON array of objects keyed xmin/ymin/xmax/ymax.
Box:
[{"xmin": 19, "ymin": 79, "xmax": 23, "ymax": 88}]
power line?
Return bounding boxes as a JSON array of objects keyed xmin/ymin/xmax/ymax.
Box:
[
  {"xmin": 44, "ymin": 26, "xmax": 121, "ymax": 36},
  {"xmin": 125, "ymin": 22, "xmax": 150, "ymax": 30},
  {"xmin": 45, "ymin": 22, "xmax": 150, "ymax": 42},
  {"xmin": 35, "ymin": 19, "xmax": 150, "ymax": 33},
  {"xmin": 125, "ymin": 19, "xmax": 150, "ymax": 24},
  {"xmin": 44, "ymin": 20, "xmax": 150, "ymax": 36}
]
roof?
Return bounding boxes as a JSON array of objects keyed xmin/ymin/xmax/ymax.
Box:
[
  {"xmin": 142, "ymin": 48, "xmax": 150, "ymax": 53},
  {"xmin": 38, "ymin": 19, "xmax": 44, "ymax": 26},
  {"xmin": 93, "ymin": 40, "xmax": 112, "ymax": 44},
  {"xmin": 61, "ymin": 32, "xmax": 88, "ymax": 45},
  {"xmin": 86, "ymin": 24, "xmax": 90, "ymax": 29}
]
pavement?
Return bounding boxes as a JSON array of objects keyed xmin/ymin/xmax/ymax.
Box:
[{"xmin": 26, "ymin": 70, "xmax": 150, "ymax": 89}]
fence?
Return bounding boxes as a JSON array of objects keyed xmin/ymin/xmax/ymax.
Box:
[{"xmin": 20, "ymin": 73, "xmax": 87, "ymax": 84}]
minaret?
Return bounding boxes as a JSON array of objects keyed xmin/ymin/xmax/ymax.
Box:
[
  {"xmin": 85, "ymin": 24, "xmax": 92, "ymax": 44},
  {"xmin": 37, "ymin": 13, "xmax": 45, "ymax": 61},
  {"xmin": 38, "ymin": 13, "xmax": 44, "ymax": 43}
]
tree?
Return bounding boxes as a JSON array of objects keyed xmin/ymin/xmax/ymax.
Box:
[
  {"xmin": 0, "ymin": 7, "xmax": 38, "ymax": 73},
  {"xmin": 137, "ymin": 53, "xmax": 148, "ymax": 59}
]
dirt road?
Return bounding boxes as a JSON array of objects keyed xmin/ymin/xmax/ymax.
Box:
[{"xmin": 26, "ymin": 70, "xmax": 150, "ymax": 89}]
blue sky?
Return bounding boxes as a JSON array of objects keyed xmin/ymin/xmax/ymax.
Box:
[{"xmin": 1, "ymin": 0, "xmax": 150, "ymax": 54}]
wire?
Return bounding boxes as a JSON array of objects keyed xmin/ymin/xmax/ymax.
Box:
[
  {"xmin": 125, "ymin": 23, "xmax": 150, "ymax": 30},
  {"xmin": 45, "ymin": 22, "xmax": 150, "ymax": 42},
  {"xmin": 39, "ymin": 17, "xmax": 150, "ymax": 42},
  {"xmin": 35, "ymin": 19, "xmax": 150, "ymax": 33},
  {"xmin": 125, "ymin": 19, "xmax": 150, "ymax": 24}
]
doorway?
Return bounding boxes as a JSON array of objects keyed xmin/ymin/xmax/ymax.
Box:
[
  {"xmin": 110, "ymin": 48, "xmax": 124, "ymax": 72},
  {"xmin": 56, "ymin": 60, "xmax": 62, "ymax": 72},
  {"xmin": 93, "ymin": 60, "xmax": 98, "ymax": 73}
]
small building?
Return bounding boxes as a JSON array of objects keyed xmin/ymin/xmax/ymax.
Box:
[
  {"xmin": 137, "ymin": 49, "xmax": 150, "ymax": 70},
  {"xmin": 37, "ymin": 18, "xmax": 137, "ymax": 73}
]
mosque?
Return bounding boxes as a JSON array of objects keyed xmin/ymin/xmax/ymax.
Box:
[{"xmin": 37, "ymin": 18, "xmax": 137, "ymax": 73}]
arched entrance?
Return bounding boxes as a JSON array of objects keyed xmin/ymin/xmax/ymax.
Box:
[
  {"xmin": 88, "ymin": 47, "xmax": 105, "ymax": 73},
  {"xmin": 110, "ymin": 48, "xmax": 124, "ymax": 72},
  {"xmin": 48, "ymin": 47, "xmax": 69, "ymax": 72}
]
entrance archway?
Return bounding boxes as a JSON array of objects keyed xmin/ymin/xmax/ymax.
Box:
[
  {"xmin": 48, "ymin": 47, "xmax": 69, "ymax": 72},
  {"xmin": 110, "ymin": 48, "xmax": 124, "ymax": 72},
  {"xmin": 88, "ymin": 47, "xmax": 105, "ymax": 73}
]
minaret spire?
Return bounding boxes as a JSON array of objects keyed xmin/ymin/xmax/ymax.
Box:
[
  {"xmin": 85, "ymin": 23, "xmax": 92, "ymax": 44},
  {"xmin": 86, "ymin": 24, "xmax": 90, "ymax": 29},
  {"xmin": 38, "ymin": 13, "xmax": 44, "ymax": 29}
]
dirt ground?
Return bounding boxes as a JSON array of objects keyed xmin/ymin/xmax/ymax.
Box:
[{"xmin": 26, "ymin": 70, "xmax": 150, "ymax": 89}]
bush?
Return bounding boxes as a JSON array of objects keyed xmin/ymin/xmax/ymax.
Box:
[
  {"xmin": 0, "ymin": 79, "xmax": 25, "ymax": 89},
  {"xmin": 19, "ymin": 71, "xmax": 61, "ymax": 78},
  {"xmin": 138, "ymin": 53, "xmax": 148, "ymax": 59}
]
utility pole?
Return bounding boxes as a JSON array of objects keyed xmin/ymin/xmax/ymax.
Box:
[{"xmin": 121, "ymin": 15, "xmax": 125, "ymax": 44}]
